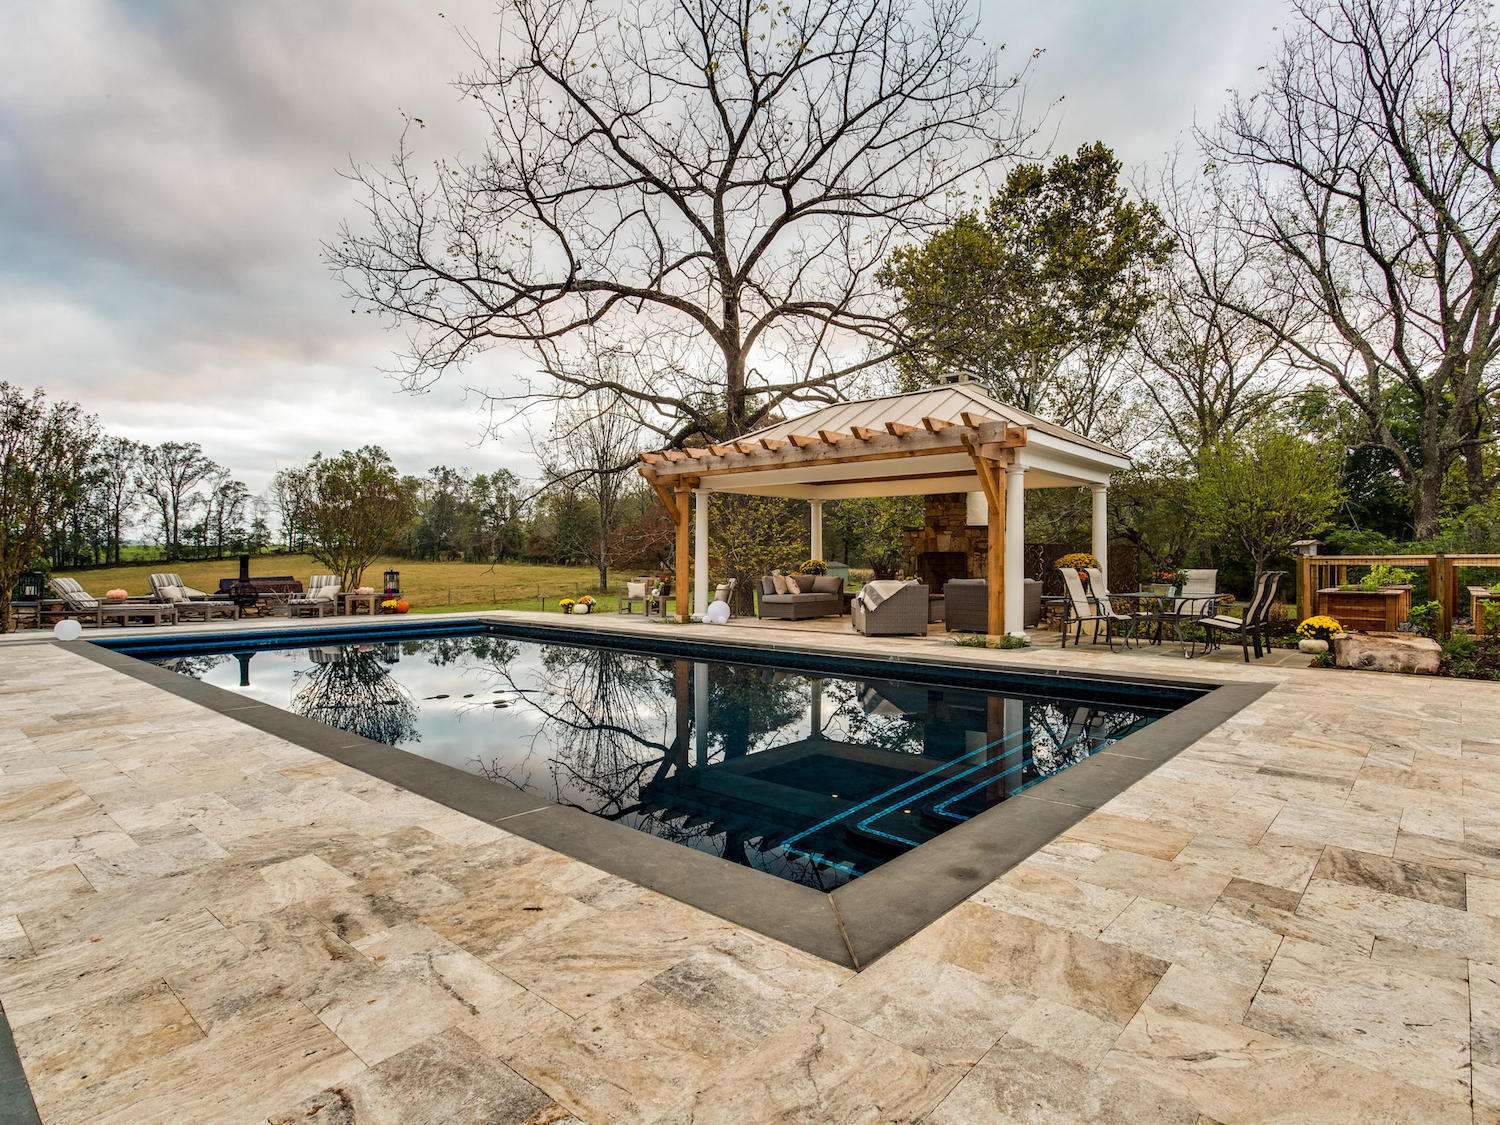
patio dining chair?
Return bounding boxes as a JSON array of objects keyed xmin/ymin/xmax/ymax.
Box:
[
  {"xmin": 1059, "ymin": 568, "xmax": 1137, "ymax": 651},
  {"xmin": 1195, "ymin": 571, "xmax": 1286, "ymax": 662},
  {"xmin": 619, "ymin": 577, "xmax": 650, "ymax": 614}
]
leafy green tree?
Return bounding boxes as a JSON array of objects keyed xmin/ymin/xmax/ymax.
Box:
[
  {"xmin": 708, "ymin": 496, "xmax": 806, "ymax": 614},
  {"xmin": 296, "ymin": 447, "xmax": 420, "ymax": 590},
  {"xmin": 881, "ymin": 142, "xmax": 1173, "ymax": 438},
  {"xmin": 1, "ymin": 384, "xmax": 97, "ymax": 630},
  {"xmin": 1190, "ymin": 426, "xmax": 1343, "ymax": 583}
]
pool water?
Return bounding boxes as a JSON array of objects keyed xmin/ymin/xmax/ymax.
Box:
[{"xmin": 146, "ymin": 626, "xmax": 1178, "ymax": 891}]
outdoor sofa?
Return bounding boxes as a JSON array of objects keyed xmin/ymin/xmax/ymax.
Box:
[
  {"xmin": 851, "ymin": 580, "xmax": 929, "ymax": 636},
  {"xmin": 942, "ymin": 578, "xmax": 1043, "ymax": 633},
  {"xmin": 756, "ymin": 574, "xmax": 844, "ymax": 619}
]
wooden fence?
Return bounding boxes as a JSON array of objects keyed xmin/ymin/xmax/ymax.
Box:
[{"xmin": 1296, "ymin": 553, "xmax": 1500, "ymax": 634}]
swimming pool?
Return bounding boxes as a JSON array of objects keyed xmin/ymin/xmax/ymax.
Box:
[{"xmin": 104, "ymin": 620, "xmax": 1195, "ymax": 893}]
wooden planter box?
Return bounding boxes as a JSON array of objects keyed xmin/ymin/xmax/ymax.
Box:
[
  {"xmin": 1471, "ymin": 587, "xmax": 1500, "ymax": 637},
  {"xmin": 1316, "ymin": 586, "xmax": 1413, "ymax": 633}
]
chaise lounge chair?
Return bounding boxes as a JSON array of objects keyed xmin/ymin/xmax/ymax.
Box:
[
  {"xmin": 150, "ymin": 573, "xmax": 240, "ymax": 620},
  {"xmin": 49, "ymin": 577, "xmax": 178, "ymax": 628},
  {"xmin": 289, "ymin": 575, "xmax": 341, "ymax": 618}
]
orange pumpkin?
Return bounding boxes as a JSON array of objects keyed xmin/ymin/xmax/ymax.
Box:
[{"xmin": 396, "ymin": 599, "xmax": 410, "ymax": 613}]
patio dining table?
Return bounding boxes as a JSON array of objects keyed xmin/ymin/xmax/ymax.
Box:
[{"xmin": 1109, "ymin": 586, "xmax": 1232, "ymax": 655}]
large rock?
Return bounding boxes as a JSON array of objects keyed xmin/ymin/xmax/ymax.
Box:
[{"xmin": 1332, "ymin": 632, "xmax": 1441, "ymax": 675}]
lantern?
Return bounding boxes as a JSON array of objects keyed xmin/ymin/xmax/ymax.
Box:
[
  {"xmin": 13, "ymin": 570, "xmax": 44, "ymax": 603},
  {"xmin": 383, "ymin": 570, "xmax": 401, "ymax": 596}
]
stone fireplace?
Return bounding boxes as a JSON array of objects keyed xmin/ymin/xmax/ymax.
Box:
[{"xmin": 902, "ymin": 493, "xmax": 988, "ymax": 588}]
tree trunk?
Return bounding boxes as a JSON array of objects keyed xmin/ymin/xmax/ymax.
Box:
[
  {"xmin": 0, "ymin": 589, "xmax": 12, "ymax": 635},
  {"xmin": 1413, "ymin": 463, "xmax": 1444, "ymax": 541}
]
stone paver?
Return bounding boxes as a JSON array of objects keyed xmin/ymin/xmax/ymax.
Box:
[{"xmin": 0, "ymin": 613, "xmax": 1496, "ymax": 1122}]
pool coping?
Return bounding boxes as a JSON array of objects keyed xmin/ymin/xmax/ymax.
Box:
[{"xmin": 70, "ymin": 619, "xmax": 1275, "ymax": 970}]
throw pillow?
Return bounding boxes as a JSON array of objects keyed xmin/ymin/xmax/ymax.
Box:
[
  {"xmin": 772, "ymin": 572, "xmax": 789, "ymax": 595},
  {"xmin": 157, "ymin": 585, "xmax": 185, "ymax": 603},
  {"xmin": 786, "ymin": 575, "xmax": 802, "ymax": 594}
]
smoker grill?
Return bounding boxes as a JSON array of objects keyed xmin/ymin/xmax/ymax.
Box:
[{"xmin": 217, "ymin": 554, "xmax": 303, "ymax": 612}]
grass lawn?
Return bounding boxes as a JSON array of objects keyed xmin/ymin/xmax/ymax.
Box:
[{"xmin": 54, "ymin": 556, "xmax": 619, "ymax": 611}]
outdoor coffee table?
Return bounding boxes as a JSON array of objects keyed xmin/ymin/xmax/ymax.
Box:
[
  {"xmin": 340, "ymin": 591, "xmax": 378, "ymax": 616},
  {"xmin": 95, "ymin": 602, "xmax": 178, "ymax": 627}
]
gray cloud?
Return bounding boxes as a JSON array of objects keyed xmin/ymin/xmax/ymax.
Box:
[{"xmin": 1, "ymin": 0, "xmax": 1290, "ymax": 495}]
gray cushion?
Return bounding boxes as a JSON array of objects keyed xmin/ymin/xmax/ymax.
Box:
[
  {"xmin": 812, "ymin": 575, "xmax": 843, "ymax": 595},
  {"xmin": 761, "ymin": 577, "xmax": 777, "ymax": 596}
]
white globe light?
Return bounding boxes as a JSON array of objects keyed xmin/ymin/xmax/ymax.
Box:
[
  {"xmin": 53, "ymin": 619, "xmax": 83, "ymax": 642},
  {"xmin": 704, "ymin": 600, "xmax": 731, "ymax": 625}
]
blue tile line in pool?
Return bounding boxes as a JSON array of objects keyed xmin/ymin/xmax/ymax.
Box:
[{"xmin": 777, "ymin": 721, "xmax": 1099, "ymax": 874}]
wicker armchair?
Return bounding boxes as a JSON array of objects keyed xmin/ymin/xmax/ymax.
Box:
[{"xmin": 851, "ymin": 581, "xmax": 929, "ymax": 637}]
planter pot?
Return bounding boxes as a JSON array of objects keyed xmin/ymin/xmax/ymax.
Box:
[
  {"xmin": 1316, "ymin": 586, "xmax": 1413, "ymax": 633},
  {"xmin": 1297, "ymin": 638, "xmax": 1329, "ymax": 654}
]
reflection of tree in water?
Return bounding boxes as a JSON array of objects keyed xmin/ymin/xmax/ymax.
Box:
[
  {"xmin": 290, "ymin": 646, "xmax": 420, "ymax": 746},
  {"xmin": 402, "ymin": 634, "xmax": 520, "ymax": 670},
  {"xmin": 1027, "ymin": 702, "xmax": 1147, "ymax": 776},
  {"xmin": 154, "ymin": 653, "xmax": 231, "ymax": 679},
  {"xmin": 817, "ymin": 678, "xmax": 926, "ymax": 756},
  {"xmin": 455, "ymin": 642, "xmax": 678, "ymax": 815},
  {"xmin": 705, "ymin": 664, "xmax": 806, "ymax": 760}
]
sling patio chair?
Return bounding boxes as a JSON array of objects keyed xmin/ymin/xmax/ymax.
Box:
[
  {"xmin": 1194, "ymin": 571, "xmax": 1286, "ymax": 662},
  {"xmin": 1059, "ymin": 568, "xmax": 1140, "ymax": 650}
]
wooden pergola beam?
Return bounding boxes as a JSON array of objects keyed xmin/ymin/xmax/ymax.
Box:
[
  {"xmin": 922, "ymin": 416, "xmax": 953, "ymax": 433},
  {"xmin": 818, "ymin": 429, "xmax": 849, "ymax": 446},
  {"xmin": 851, "ymin": 426, "xmax": 880, "ymax": 441},
  {"xmin": 759, "ymin": 437, "xmax": 786, "ymax": 451},
  {"xmin": 885, "ymin": 421, "xmax": 918, "ymax": 437},
  {"xmin": 787, "ymin": 433, "xmax": 818, "ymax": 448},
  {"xmin": 962, "ymin": 433, "xmax": 1007, "ymax": 637}
]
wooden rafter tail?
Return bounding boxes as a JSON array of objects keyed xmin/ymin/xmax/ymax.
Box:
[
  {"xmin": 787, "ymin": 433, "xmax": 818, "ymax": 449},
  {"xmin": 732, "ymin": 440, "xmax": 757, "ymax": 455},
  {"xmin": 885, "ymin": 421, "xmax": 918, "ymax": 437},
  {"xmin": 1006, "ymin": 423, "xmax": 1028, "ymax": 445},
  {"xmin": 663, "ymin": 450, "xmax": 688, "ymax": 463},
  {"xmin": 707, "ymin": 443, "xmax": 734, "ymax": 457},
  {"xmin": 759, "ymin": 437, "xmax": 786, "ymax": 451},
  {"xmin": 959, "ymin": 410, "xmax": 993, "ymax": 429},
  {"xmin": 683, "ymin": 447, "xmax": 709, "ymax": 460},
  {"xmin": 640, "ymin": 451, "xmax": 664, "ymax": 465},
  {"xmin": 818, "ymin": 429, "xmax": 848, "ymax": 446},
  {"xmin": 850, "ymin": 426, "xmax": 880, "ymax": 441},
  {"xmin": 921, "ymin": 415, "xmax": 953, "ymax": 433},
  {"xmin": 648, "ymin": 478, "xmax": 681, "ymax": 523}
]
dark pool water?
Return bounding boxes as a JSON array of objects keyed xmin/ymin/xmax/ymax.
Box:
[{"xmin": 149, "ymin": 628, "xmax": 1174, "ymax": 890}]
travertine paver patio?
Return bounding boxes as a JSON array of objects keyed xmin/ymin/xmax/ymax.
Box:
[{"xmin": 1, "ymin": 612, "xmax": 1498, "ymax": 1123}]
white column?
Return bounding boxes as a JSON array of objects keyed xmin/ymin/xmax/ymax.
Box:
[
  {"xmin": 1004, "ymin": 463, "xmax": 1025, "ymax": 635},
  {"xmin": 809, "ymin": 499, "xmax": 824, "ymax": 561},
  {"xmin": 1090, "ymin": 485, "xmax": 1108, "ymax": 587},
  {"xmin": 694, "ymin": 488, "xmax": 710, "ymax": 616}
]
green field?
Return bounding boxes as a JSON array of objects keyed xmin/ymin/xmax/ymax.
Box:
[{"xmin": 54, "ymin": 556, "xmax": 624, "ymax": 612}]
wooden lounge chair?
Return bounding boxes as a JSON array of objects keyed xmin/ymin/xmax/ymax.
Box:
[
  {"xmin": 289, "ymin": 575, "xmax": 340, "ymax": 618},
  {"xmin": 149, "ymin": 572, "xmax": 211, "ymax": 601},
  {"xmin": 1195, "ymin": 571, "xmax": 1285, "ymax": 661},
  {"xmin": 150, "ymin": 572, "xmax": 239, "ymax": 619},
  {"xmin": 48, "ymin": 577, "xmax": 178, "ymax": 628},
  {"xmin": 619, "ymin": 578, "xmax": 650, "ymax": 614}
]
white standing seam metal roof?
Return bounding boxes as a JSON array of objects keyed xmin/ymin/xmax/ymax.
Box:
[{"xmin": 641, "ymin": 384, "xmax": 1129, "ymax": 499}]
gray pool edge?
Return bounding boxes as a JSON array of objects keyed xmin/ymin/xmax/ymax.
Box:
[{"xmin": 64, "ymin": 632, "xmax": 1275, "ymax": 974}]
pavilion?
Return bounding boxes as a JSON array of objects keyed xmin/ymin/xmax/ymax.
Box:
[{"xmin": 637, "ymin": 383, "xmax": 1131, "ymax": 636}]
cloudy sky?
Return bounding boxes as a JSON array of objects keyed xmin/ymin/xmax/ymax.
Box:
[{"xmin": 0, "ymin": 0, "xmax": 1287, "ymax": 496}]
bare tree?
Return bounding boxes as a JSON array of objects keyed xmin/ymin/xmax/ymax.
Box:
[
  {"xmin": 1131, "ymin": 163, "xmax": 1303, "ymax": 457},
  {"xmin": 270, "ymin": 467, "xmax": 310, "ymax": 552},
  {"xmin": 137, "ymin": 441, "xmax": 217, "ymax": 560},
  {"xmin": 92, "ymin": 436, "xmax": 143, "ymax": 564},
  {"xmin": 1204, "ymin": 0, "xmax": 1500, "ymax": 535},
  {"xmin": 539, "ymin": 387, "xmax": 644, "ymax": 591},
  {"xmin": 329, "ymin": 0, "xmax": 1036, "ymax": 443}
]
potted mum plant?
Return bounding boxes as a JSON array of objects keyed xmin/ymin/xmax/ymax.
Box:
[
  {"xmin": 1295, "ymin": 615, "xmax": 1342, "ymax": 654},
  {"xmin": 574, "ymin": 595, "xmax": 596, "ymax": 614},
  {"xmin": 1055, "ymin": 552, "xmax": 1100, "ymax": 580}
]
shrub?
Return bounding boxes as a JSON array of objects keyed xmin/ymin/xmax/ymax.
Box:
[
  {"xmin": 1440, "ymin": 634, "xmax": 1500, "ymax": 680},
  {"xmin": 1296, "ymin": 615, "xmax": 1343, "ymax": 642},
  {"xmin": 1485, "ymin": 602, "xmax": 1500, "ymax": 633},
  {"xmin": 1405, "ymin": 600, "xmax": 1442, "ymax": 637},
  {"xmin": 1358, "ymin": 563, "xmax": 1416, "ymax": 589}
]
